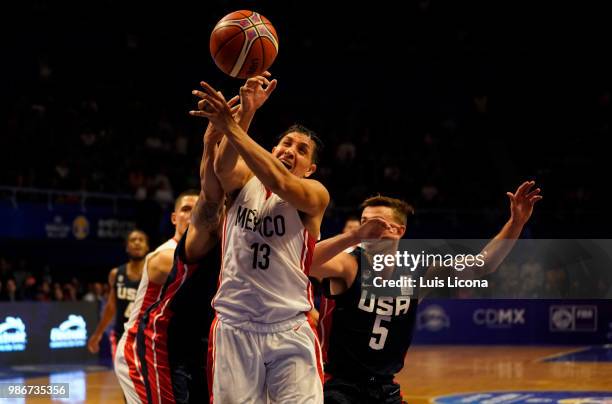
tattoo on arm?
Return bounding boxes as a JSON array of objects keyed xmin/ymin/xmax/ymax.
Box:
[{"xmin": 192, "ymin": 200, "xmax": 222, "ymax": 229}]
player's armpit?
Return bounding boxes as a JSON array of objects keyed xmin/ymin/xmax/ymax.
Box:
[{"xmin": 148, "ymin": 249, "xmax": 175, "ymax": 285}]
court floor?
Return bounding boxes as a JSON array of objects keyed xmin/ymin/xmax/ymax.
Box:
[{"xmin": 7, "ymin": 345, "xmax": 612, "ymax": 403}]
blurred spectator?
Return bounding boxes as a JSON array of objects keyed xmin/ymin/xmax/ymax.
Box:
[
  {"xmin": 52, "ymin": 282, "xmax": 64, "ymax": 301},
  {"xmin": 1, "ymin": 279, "xmax": 19, "ymax": 302},
  {"xmin": 22, "ymin": 275, "xmax": 38, "ymax": 301},
  {"xmin": 63, "ymin": 283, "xmax": 78, "ymax": 301},
  {"xmin": 36, "ymin": 280, "xmax": 52, "ymax": 302},
  {"xmin": 83, "ymin": 282, "xmax": 105, "ymax": 304}
]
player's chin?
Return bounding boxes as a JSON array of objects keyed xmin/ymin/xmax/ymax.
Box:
[{"xmin": 130, "ymin": 252, "xmax": 147, "ymax": 260}]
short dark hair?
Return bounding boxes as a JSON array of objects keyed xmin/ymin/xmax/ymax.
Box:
[
  {"xmin": 360, "ymin": 195, "xmax": 415, "ymax": 225},
  {"xmin": 345, "ymin": 215, "xmax": 360, "ymax": 223},
  {"xmin": 125, "ymin": 228, "xmax": 148, "ymax": 245},
  {"xmin": 174, "ymin": 189, "xmax": 199, "ymax": 210},
  {"xmin": 276, "ymin": 124, "xmax": 324, "ymax": 164}
]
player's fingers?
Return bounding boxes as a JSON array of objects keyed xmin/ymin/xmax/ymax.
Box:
[
  {"xmin": 525, "ymin": 188, "xmax": 541, "ymax": 199},
  {"xmin": 530, "ymin": 195, "xmax": 543, "ymax": 204},
  {"xmin": 227, "ymin": 95, "xmax": 240, "ymax": 107},
  {"xmin": 198, "ymin": 97, "xmax": 219, "ymax": 113},
  {"xmin": 191, "ymin": 89, "xmax": 207, "ymax": 99},
  {"xmin": 199, "ymin": 81, "xmax": 220, "ymax": 97},
  {"xmin": 506, "ymin": 192, "xmax": 515, "ymax": 202},
  {"xmin": 256, "ymin": 76, "xmax": 271, "ymax": 86},
  {"xmin": 265, "ymin": 79, "xmax": 278, "ymax": 96},
  {"xmin": 189, "ymin": 110, "xmax": 211, "ymax": 118},
  {"xmin": 262, "ymin": 71, "xmax": 271, "ymax": 77},
  {"xmin": 515, "ymin": 181, "xmax": 530, "ymax": 197},
  {"xmin": 245, "ymin": 77, "xmax": 264, "ymax": 88},
  {"xmin": 521, "ymin": 181, "xmax": 535, "ymax": 196},
  {"xmin": 216, "ymin": 90, "xmax": 227, "ymax": 101},
  {"xmin": 200, "ymin": 95, "xmax": 221, "ymax": 110},
  {"xmin": 251, "ymin": 74, "xmax": 269, "ymax": 83}
]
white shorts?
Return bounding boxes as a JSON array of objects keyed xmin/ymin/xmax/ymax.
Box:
[{"xmin": 208, "ymin": 314, "xmax": 324, "ymax": 404}]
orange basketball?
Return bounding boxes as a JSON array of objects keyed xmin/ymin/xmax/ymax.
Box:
[{"xmin": 210, "ymin": 10, "xmax": 279, "ymax": 79}]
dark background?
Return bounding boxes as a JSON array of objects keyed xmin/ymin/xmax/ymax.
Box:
[{"xmin": 1, "ymin": 0, "xmax": 610, "ymax": 291}]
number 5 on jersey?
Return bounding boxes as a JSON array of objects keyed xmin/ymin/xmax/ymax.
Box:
[{"xmin": 370, "ymin": 314, "xmax": 391, "ymax": 350}]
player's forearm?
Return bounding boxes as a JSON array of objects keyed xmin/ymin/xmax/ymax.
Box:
[
  {"xmin": 479, "ymin": 218, "xmax": 524, "ymax": 276},
  {"xmin": 313, "ymin": 232, "xmax": 359, "ymax": 268},
  {"xmin": 223, "ymin": 120, "xmax": 292, "ymax": 192},
  {"xmin": 201, "ymin": 140, "xmax": 223, "ymax": 203},
  {"xmin": 192, "ymin": 142, "xmax": 224, "ymax": 230},
  {"xmin": 214, "ymin": 109, "xmax": 255, "ymax": 176},
  {"xmin": 92, "ymin": 301, "xmax": 115, "ymax": 336}
]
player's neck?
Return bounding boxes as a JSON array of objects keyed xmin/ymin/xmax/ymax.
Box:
[{"xmin": 127, "ymin": 259, "xmax": 145, "ymax": 279}]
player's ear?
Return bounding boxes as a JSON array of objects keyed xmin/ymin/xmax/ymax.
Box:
[
  {"xmin": 271, "ymin": 146, "xmax": 277, "ymax": 155},
  {"xmin": 397, "ymin": 224, "xmax": 407, "ymax": 237},
  {"xmin": 171, "ymin": 212, "xmax": 177, "ymax": 226},
  {"xmin": 304, "ymin": 163, "xmax": 317, "ymax": 178}
]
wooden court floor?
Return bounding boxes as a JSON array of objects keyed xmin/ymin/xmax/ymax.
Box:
[{"xmin": 15, "ymin": 346, "xmax": 612, "ymax": 403}]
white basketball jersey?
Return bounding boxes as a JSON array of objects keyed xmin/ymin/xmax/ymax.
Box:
[
  {"xmin": 213, "ymin": 176, "xmax": 316, "ymax": 326},
  {"xmin": 121, "ymin": 238, "xmax": 178, "ymax": 334},
  {"xmin": 114, "ymin": 238, "xmax": 177, "ymax": 403}
]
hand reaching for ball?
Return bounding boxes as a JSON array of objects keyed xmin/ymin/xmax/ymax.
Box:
[
  {"xmin": 240, "ymin": 71, "xmax": 277, "ymax": 115},
  {"xmin": 190, "ymin": 82, "xmax": 237, "ymax": 133}
]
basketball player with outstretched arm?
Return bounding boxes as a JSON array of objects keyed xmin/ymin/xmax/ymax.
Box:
[
  {"xmin": 87, "ymin": 229, "xmax": 149, "ymax": 361},
  {"xmin": 114, "ymin": 189, "xmax": 198, "ymax": 403},
  {"xmin": 310, "ymin": 183, "xmax": 542, "ymax": 404},
  {"xmin": 191, "ymin": 75, "xmax": 329, "ymax": 403}
]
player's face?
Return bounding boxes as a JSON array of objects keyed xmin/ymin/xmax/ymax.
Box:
[
  {"xmin": 361, "ymin": 206, "xmax": 406, "ymax": 239},
  {"xmin": 342, "ymin": 220, "xmax": 361, "ymax": 234},
  {"xmin": 272, "ymin": 132, "xmax": 317, "ymax": 178},
  {"xmin": 172, "ymin": 195, "xmax": 198, "ymax": 238},
  {"xmin": 126, "ymin": 231, "xmax": 149, "ymax": 259}
]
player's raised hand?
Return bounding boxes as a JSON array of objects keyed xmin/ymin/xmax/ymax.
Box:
[
  {"xmin": 240, "ymin": 71, "xmax": 277, "ymax": 114},
  {"xmin": 201, "ymin": 95, "xmax": 240, "ymax": 145},
  {"xmin": 353, "ymin": 217, "xmax": 394, "ymax": 240},
  {"xmin": 189, "ymin": 82, "xmax": 236, "ymax": 132},
  {"xmin": 506, "ymin": 180, "xmax": 542, "ymax": 225}
]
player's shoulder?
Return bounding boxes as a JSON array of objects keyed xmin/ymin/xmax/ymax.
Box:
[
  {"xmin": 149, "ymin": 248, "xmax": 175, "ymax": 268},
  {"xmin": 303, "ymin": 177, "xmax": 329, "ymax": 194},
  {"xmin": 108, "ymin": 267, "xmax": 119, "ymax": 283}
]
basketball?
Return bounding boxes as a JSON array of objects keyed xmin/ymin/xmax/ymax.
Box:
[{"xmin": 210, "ymin": 10, "xmax": 279, "ymax": 79}]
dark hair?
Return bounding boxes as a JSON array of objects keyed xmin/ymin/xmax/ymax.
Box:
[
  {"xmin": 276, "ymin": 124, "xmax": 324, "ymax": 164},
  {"xmin": 125, "ymin": 228, "xmax": 148, "ymax": 245},
  {"xmin": 345, "ymin": 215, "xmax": 361, "ymax": 223},
  {"xmin": 174, "ymin": 189, "xmax": 199, "ymax": 210},
  {"xmin": 360, "ymin": 195, "xmax": 415, "ymax": 225}
]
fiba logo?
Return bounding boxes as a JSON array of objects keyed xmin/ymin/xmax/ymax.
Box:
[
  {"xmin": 417, "ymin": 305, "xmax": 450, "ymax": 332},
  {"xmin": 551, "ymin": 308, "xmax": 573, "ymax": 330},
  {"xmin": 72, "ymin": 215, "xmax": 90, "ymax": 240},
  {"xmin": 0, "ymin": 316, "xmax": 27, "ymax": 352}
]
